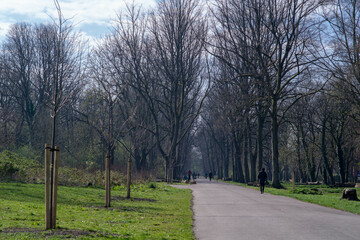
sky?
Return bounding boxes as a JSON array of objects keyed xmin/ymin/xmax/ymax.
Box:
[{"xmin": 0, "ymin": 0, "xmax": 156, "ymax": 42}]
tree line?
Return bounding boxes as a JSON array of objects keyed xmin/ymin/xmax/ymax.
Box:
[
  {"xmin": 1, "ymin": 0, "xmax": 360, "ymax": 187},
  {"xmin": 198, "ymin": 0, "xmax": 360, "ymax": 187}
]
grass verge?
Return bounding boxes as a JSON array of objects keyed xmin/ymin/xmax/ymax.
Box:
[
  {"xmin": 0, "ymin": 182, "xmax": 193, "ymax": 239},
  {"xmin": 227, "ymin": 181, "xmax": 360, "ymax": 215}
]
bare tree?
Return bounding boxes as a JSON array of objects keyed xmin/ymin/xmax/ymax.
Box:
[
  {"xmin": 2, "ymin": 23, "xmax": 38, "ymax": 147},
  {"xmin": 0, "ymin": 49, "xmax": 20, "ymax": 148},
  {"xmin": 253, "ymin": 0, "xmax": 324, "ymax": 188},
  {"xmin": 110, "ymin": 0, "xmax": 208, "ymax": 182},
  {"xmin": 208, "ymin": 0, "xmax": 325, "ymax": 187},
  {"xmin": 147, "ymin": 0, "xmax": 208, "ymax": 182},
  {"xmin": 46, "ymin": 0, "xmax": 85, "ymax": 227},
  {"xmin": 83, "ymin": 36, "xmax": 131, "ymax": 206},
  {"xmin": 209, "ymin": 0, "xmax": 273, "ymax": 182},
  {"xmin": 320, "ymin": 0, "xmax": 360, "ymax": 107},
  {"xmin": 318, "ymin": 0, "xmax": 360, "ymax": 183}
]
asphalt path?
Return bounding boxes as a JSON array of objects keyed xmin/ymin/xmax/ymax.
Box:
[{"xmin": 175, "ymin": 179, "xmax": 360, "ymax": 240}]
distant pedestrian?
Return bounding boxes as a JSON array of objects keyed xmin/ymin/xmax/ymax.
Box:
[
  {"xmin": 209, "ymin": 172, "xmax": 213, "ymax": 182},
  {"xmin": 187, "ymin": 170, "xmax": 192, "ymax": 182},
  {"xmin": 258, "ymin": 168, "xmax": 267, "ymax": 194}
]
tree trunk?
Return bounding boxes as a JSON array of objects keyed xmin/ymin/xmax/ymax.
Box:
[
  {"xmin": 247, "ymin": 119, "xmax": 256, "ymax": 182},
  {"xmin": 134, "ymin": 147, "xmax": 141, "ymax": 171},
  {"xmin": 309, "ymin": 153, "xmax": 316, "ymax": 182},
  {"xmin": 297, "ymin": 135, "xmax": 306, "ymax": 183},
  {"xmin": 234, "ymin": 136, "xmax": 245, "ymax": 183},
  {"xmin": 321, "ymin": 119, "xmax": 334, "ymax": 184},
  {"xmin": 126, "ymin": 157, "xmax": 131, "ymax": 199},
  {"xmin": 271, "ymin": 99, "xmax": 281, "ymax": 188},
  {"xmin": 105, "ymin": 154, "xmax": 111, "ymax": 207},
  {"xmin": 337, "ymin": 142, "xmax": 346, "ymax": 184},
  {"xmin": 257, "ymin": 110, "xmax": 265, "ymax": 172},
  {"xmin": 224, "ymin": 140, "xmax": 229, "ymax": 178},
  {"xmin": 141, "ymin": 148, "xmax": 147, "ymax": 171},
  {"xmin": 243, "ymin": 131, "xmax": 250, "ymax": 183}
]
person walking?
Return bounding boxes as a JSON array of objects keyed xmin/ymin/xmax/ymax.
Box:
[
  {"xmin": 187, "ymin": 170, "xmax": 192, "ymax": 182},
  {"xmin": 258, "ymin": 168, "xmax": 267, "ymax": 194},
  {"xmin": 209, "ymin": 172, "xmax": 213, "ymax": 182}
]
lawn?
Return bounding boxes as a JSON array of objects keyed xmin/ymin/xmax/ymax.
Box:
[
  {"xmin": 0, "ymin": 182, "xmax": 194, "ymax": 240},
  {"xmin": 228, "ymin": 181, "xmax": 360, "ymax": 215}
]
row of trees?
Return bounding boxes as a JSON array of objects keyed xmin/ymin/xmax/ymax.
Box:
[
  {"xmin": 0, "ymin": 0, "xmax": 207, "ymax": 182},
  {"xmin": 1, "ymin": 0, "xmax": 360, "ymax": 187},
  {"xmin": 196, "ymin": 0, "xmax": 360, "ymax": 187}
]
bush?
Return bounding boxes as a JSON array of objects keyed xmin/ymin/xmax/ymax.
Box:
[
  {"xmin": 56, "ymin": 167, "xmax": 127, "ymax": 187},
  {"xmin": 0, "ymin": 150, "xmax": 40, "ymax": 181},
  {"xmin": 147, "ymin": 182, "xmax": 157, "ymax": 189},
  {"xmin": 0, "ymin": 161, "xmax": 19, "ymax": 177},
  {"xmin": 289, "ymin": 188, "xmax": 323, "ymax": 195}
]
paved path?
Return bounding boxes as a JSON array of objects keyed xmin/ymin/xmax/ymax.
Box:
[{"xmin": 175, "ymin": 179, "xmax": 360, "ymax": 240}]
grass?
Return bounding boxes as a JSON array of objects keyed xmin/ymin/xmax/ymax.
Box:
[
  {"xmin": 228, "ymin": 181, "xmax": 360, "ymax": 215},
  {"xmin": 0, "ymin": 182, "xmax": 194, "ymax": 239}
]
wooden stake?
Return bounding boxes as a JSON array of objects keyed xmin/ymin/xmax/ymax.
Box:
[
  {"xmin": 126, "ymin": 157, "xmax": 131, "ymax": 199},
  {"xmin": 105, "ymin": 155, "xmax": 110, "ymax": 207},
  {"xmin": 292, "ymin": 171, "xmax": 295, "ymax": 190},
  {"xmin": 52, "ymin": 146, "xmax": 60, "ymax": 229},
  {"xmin": 45, "ymin": 144, "xmax": 51, "ymax": 229}
]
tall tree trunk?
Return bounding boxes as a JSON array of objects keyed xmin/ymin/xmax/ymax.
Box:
[
  {"xmin": 300, "ymin": 125, "xmax": 316, "ymax": 182},
  {"xmin": 234, "ymin": 136, "xmax": 245, "ymax": 183},
  {"xmin": 257, "ymin": 116, "xmax": 265, "ymax": 170},
  {"xmin": 243, "ymin": 130, "xmax": 250, "ymax": 183},
  {"xmin": 271, "ymin": 99, "xmax": 281, "ymax": 188},
  {"xmin": 321, "ymin": 118, "xmax": 334, "ymax": 184},
  {"xmin": 337, "ymin": 142, "xmax": 346, "ymax": 184},
  {"xmin": 134, "ymin": 147, "xmax": 141, "ymax": 171},
  {"xmin": 141, "ymin": 148, "xmax": 147, "ymax": 171},
  {"xmin": 323, "ymin": 167, "xmax": 328, "ymax": 185},
  {"xmin": 296, "ymin": 128, "xmax": 306, "ymax": 183},
  {"xmin": 247, "ymin": 118, "xmax": 256, "ymax": 182},
  {"xmin": 224, "ymin": 139, "xmax": 229, "ymax": 178},
  {"xmin": 309, "ymin": 153, "xmax": 316, "ymax": 182}
]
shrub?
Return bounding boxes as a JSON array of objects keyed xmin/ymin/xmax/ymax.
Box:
[
  {"xmin": 148, "ymin": 182, "xmax": 157, "ymax": 189},
  {"xmin": 57, "ymin": 167, "xmax": 127, "ymax": 187},
  {"xmin": 289, "ymin": 188, "xmax": 323, "ymax": 195},
  {"xmin": 0, "ymin": 150, "xmax": 40, "ymax": 181}
]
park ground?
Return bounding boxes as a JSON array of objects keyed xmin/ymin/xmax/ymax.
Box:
[
  {"xmin": 0, "ymin": 182, "xmax": 193, "ymax": 240},
  {"xmin": 1, "ymin": 179, "xmax": 360, "ymax": 239}
]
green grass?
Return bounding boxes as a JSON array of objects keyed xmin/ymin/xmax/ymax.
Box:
[
  {"xmin": 228, "ymin": 181, "xmax": 360, "ymax": 215},
  {"xmin": 0, "ymin": 182, "xmax": 194, "ymax": 239}
]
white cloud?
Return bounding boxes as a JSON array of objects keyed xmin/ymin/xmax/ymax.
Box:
[
  {"xmin": 0, "ymin": 0, "xmax": 156, "ymax": 41},
  {"xmin": 0, "ymin": 22, "xmax": 12, "ymax": 35}
]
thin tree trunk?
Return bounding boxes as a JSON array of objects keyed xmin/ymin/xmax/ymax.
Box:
[
  {"xmin": 126, "ymin": 157, "xmax": 131, "ymax": 198},
  {"xmin": 105, "ymin": 154, "xmax": 110, "ymax": 207}
]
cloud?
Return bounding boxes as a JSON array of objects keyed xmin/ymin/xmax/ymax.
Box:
[{"xmin": 0, "ymin": 0, "xmax": 156, "ymax": 41}]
